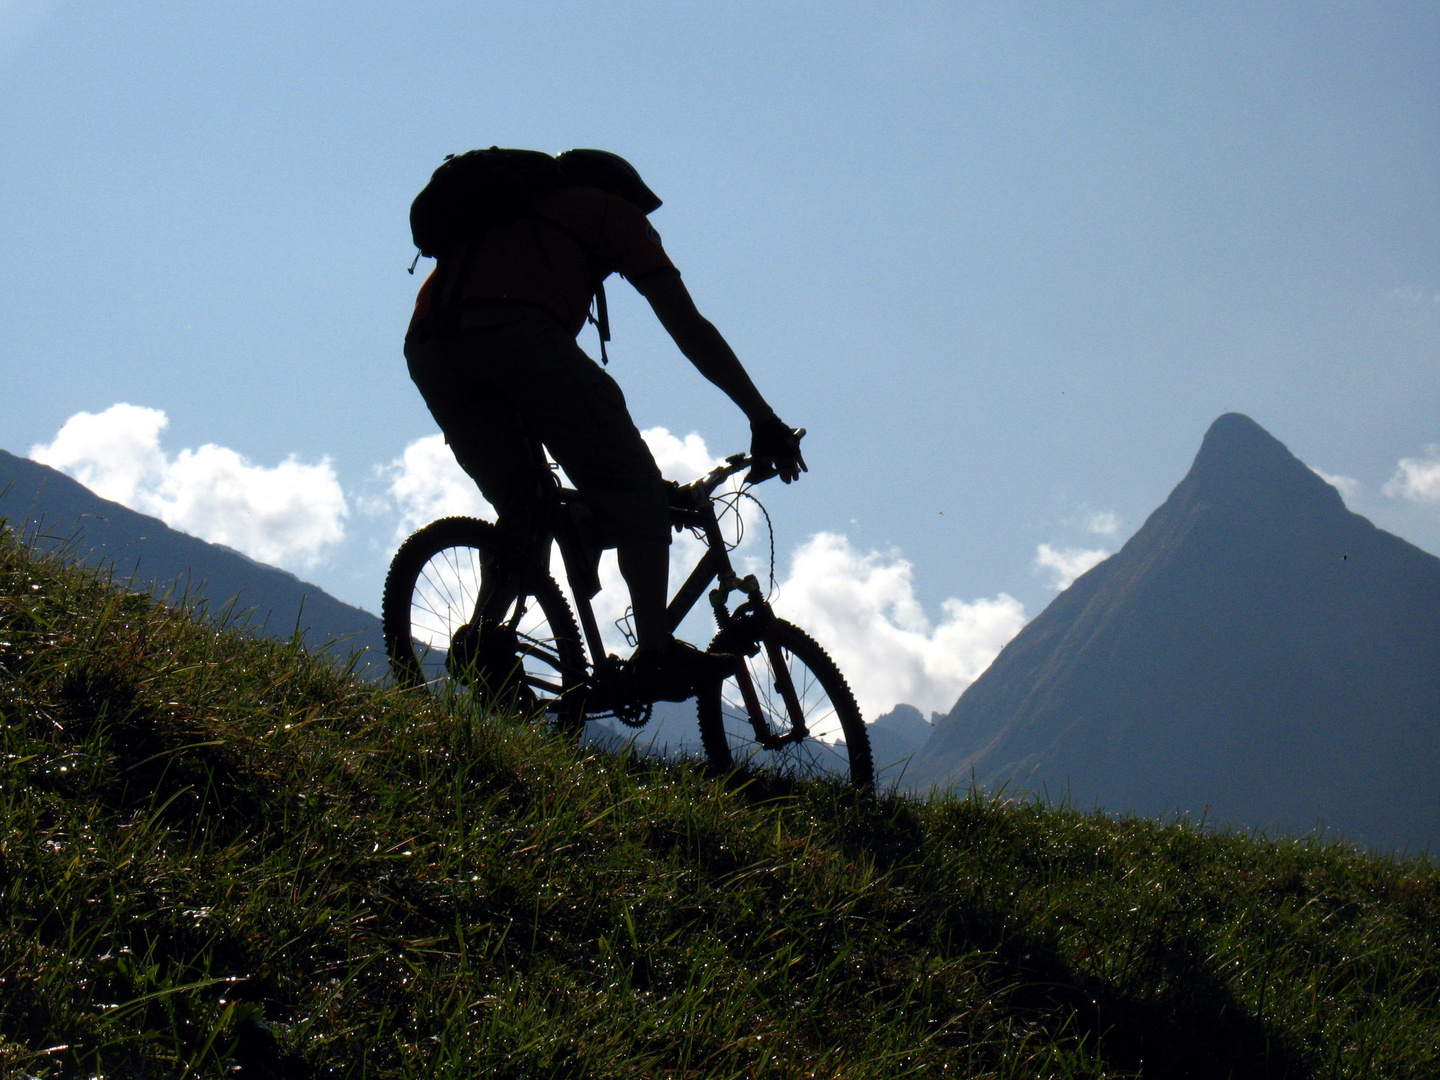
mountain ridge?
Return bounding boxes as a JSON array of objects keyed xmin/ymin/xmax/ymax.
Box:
[
  {"xmin": 0, "ymin": 447, "xmax": 385, "ymax": 668},
  {"xmin": 912, "ymin": 413, "xmax": 1440, "ymax": 854}
]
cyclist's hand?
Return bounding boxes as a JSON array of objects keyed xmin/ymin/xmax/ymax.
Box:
[{"xmin": 749, "ymin": 416, "xmax": 807, "ymax": 484}]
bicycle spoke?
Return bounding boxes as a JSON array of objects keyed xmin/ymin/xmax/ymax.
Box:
[{"xmin": 700, "ymin": 616, "xmax": 870, "ymax": 786}]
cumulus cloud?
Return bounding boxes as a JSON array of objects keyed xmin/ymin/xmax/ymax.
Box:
[
  {"xmin": 31, "ymin": 404, "xmax": 347, "ymax": 570},
  {"xmin": 1312, "ymin": 467, "xmax": 1361, "ymax": 503},
  {"xmin": 379, "ymin": 433, "xmax": 494, "ymax": 540},
  {"xmin": 642, "ymin": 433, "xmax": 1024, "ymax": 718},
  {"xmin": 1383, "ymin": 445, "xmax": 1440, "ymax": 506},
  {"xmin": 29, "ymin": 402, "xmax": 169, "ymax": 505},
  {"xmin": 1035, "ymin": 543, "xmax": 1109, "ymax": 590},
  {"xmin": 641, "ymin": 427, "xmax": 724, "ymax": 482},
  {"xmin": 770, "ymin": 533, "xmax": 1026, "ymax": 718}
]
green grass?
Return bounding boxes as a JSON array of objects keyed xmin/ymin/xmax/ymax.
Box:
[{"xmin": 1, "ymin": 526, "xmax": 1437, "ymax": 1079}]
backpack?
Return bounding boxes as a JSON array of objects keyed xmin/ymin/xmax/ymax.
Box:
[
  {"xmin": 408, "ymin": 146, "xmax": 617, "ymax": 361},
  {"xmin": 409, "ymin": 146, "xmax": 564, "ymax": 259}
]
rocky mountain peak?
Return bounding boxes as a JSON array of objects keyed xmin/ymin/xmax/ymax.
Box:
[
  {"xmin": 1177, "ymin": 411, "xmax": 1345, "ymax": 520},
  {"xmin": 911, "ymin": 414, "xmax": 1440, "ymax": 854}
]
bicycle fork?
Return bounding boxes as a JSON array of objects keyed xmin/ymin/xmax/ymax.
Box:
[{"xmin": 710, "ymin": 573, "xmax": 809, "ymax": 749}]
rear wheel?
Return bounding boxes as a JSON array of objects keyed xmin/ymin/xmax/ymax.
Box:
[
  {"xmin": 382, "ymin": 516, "xmax": 585, "ymax": 729},
  {"xmin": 698, "ymin": 614, "xmax": 873, "ymax": 789}
]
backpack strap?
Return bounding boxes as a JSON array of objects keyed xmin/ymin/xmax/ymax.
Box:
[
  {"xmin": 448, "ymin": 235, "xmax": 484, "ymax": 322},
  {"xmin": 533, "ymin": 211, "xmax": 614, "ymax": 365},
  {"xmin": 592, "ymin": 280, "xmax": 611, "ymax": 365},
  {"xmin": 413, "ymin": 234, "xmax": 483, "ymax": 340}
]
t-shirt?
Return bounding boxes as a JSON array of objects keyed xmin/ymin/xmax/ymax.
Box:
[{"xmin": 408, "ymin": 186, "xmax": 677, "ymax": 338}]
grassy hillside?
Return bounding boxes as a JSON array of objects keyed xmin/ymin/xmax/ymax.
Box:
[{"xmin": 1, "ymin": 528, "xmax": 1437, "ymax": 1079}]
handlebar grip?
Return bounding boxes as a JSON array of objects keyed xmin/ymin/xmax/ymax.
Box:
[{"xmin": 746, "ymin": 460, "xmax": 779, "ymax": 483}]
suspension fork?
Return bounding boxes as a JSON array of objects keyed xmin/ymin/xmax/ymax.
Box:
[
  {"xmin": 762, "ymin": 630, "xmax": 808, "ymax": 742},
  {"xmin": 709, "ymin": 573, "xmax": 809, "ymax": 747}
]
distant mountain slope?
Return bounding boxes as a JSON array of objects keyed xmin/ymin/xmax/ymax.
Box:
[
  {"xmin": 1, "ymin": 448, "xmax": 384, "ymax": 669},
  {"xmin": 913, "ymin": 414, "xmax": 1440, "ymax": 854},
  {"xmin": 868, "ymin": 704, "xmax": 938, "ymax": 787}
]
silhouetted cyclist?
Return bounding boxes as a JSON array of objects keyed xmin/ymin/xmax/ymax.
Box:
[{"xmin": 404, "ymin": 148, "xmax": 805, "ymax": 702}]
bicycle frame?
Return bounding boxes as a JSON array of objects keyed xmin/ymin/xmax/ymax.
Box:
[
  {"xmin": 551, "ymin": 453, "xmax": 750, "ymax": 666},
  {"xmin": 548, "ymin": 452, "xmax": 810, "ymax": 745}
]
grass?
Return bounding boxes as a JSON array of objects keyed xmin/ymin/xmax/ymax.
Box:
[{"xmin": 0, "ymin": 525, "xmax": 1437, "ymax": 1079}]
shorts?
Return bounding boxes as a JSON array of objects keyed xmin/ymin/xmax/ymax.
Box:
[{"xmin": 404, "ymin": 300, "xmax": 671, "ymax": 549}]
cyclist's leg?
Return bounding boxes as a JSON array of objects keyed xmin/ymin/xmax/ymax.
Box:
[
  {"xmin": 405, "ymin": 315, "xmax": 551, "ymax": 628},
  {"xmin": 497, "ymin": 333, "xmax": 737, "ymax": 696},
  {"xmin": 615, "ymin": 538, "xmax": 670, "ymax": 650},
  {"xmin": 500, "ymin": 354, "xmax": 668, "ymax": 551},
  {"xmin": 405, "ymin": 315, "xmax": 546, "ymax": 514},
  {"xmin": 471, "ymin": 308, "xmax": 675, "ymax": 650}
]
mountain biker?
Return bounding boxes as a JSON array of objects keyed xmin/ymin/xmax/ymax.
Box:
[{"xmin": 404, "ymin": 148, "xmax": 806, "ymax": 701}]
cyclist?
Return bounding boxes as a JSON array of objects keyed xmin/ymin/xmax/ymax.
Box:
[{"xmin": 404, "ymin": 148, "xmax": 805, "ymax": 701}]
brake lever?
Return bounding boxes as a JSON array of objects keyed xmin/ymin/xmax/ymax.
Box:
[{"xmin": 745, "ymin": 427, "xmax": 807, "ymax": 486}]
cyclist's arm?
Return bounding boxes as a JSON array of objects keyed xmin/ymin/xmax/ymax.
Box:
[{"xmin": 633, "ymin": 270, "xmax": 776, "ymax": 424}]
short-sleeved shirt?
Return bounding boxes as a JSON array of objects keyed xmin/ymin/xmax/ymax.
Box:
[{"xmin": 409, "ymin": 186, "xmax": 677, "ymax": 338}]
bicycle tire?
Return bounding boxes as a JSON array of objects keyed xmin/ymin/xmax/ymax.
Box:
[
  {"xmin": 382, "ymin": 516, "xmax": 586, "ymax": 729},
  {"xmin": 697, "ymin": 615, "xmax": 873, "ymax": 789}
]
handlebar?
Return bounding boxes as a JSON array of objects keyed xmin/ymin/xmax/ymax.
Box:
[
  {"xmin": 554, "ymin": 430, "xmax": 804, "ymax": 513},
  {"xmin": 682, "ymin": 427, "xmax": 806, "ymax": 498}
]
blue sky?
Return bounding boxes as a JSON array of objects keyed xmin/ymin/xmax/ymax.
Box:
[{"xmin": 3, "ymin": 2, "xmax": 1437, "ymax": 716}]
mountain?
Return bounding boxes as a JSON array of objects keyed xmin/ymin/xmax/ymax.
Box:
[
  {"xmin": 868, "ymin": 703, "xmax": 938, "ymax": 786},
  {"xmin": 912, "ymin": 414, "xmax": 1440, "ymax": 855},
  {"xmin": 1, "ymin": 448, "xmax": 385, "ymax": 670}
]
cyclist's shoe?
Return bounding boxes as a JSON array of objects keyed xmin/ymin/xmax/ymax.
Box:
[
  {"xmin": 448, "ymin": 623, "xmax": 527, "ymax": 700},
  {"xmin": 626, "ymin": 639, "xmax": 740, "ymax": 703},
  {"xmin": 447, "ymin": 622, "xmax": 480, "ymax": 683}
]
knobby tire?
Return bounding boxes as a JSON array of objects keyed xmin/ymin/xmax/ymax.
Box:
[
  {"xmin": 382, "ymin": 516, "xmax": 586, "ymax": 731},
  {"xmin": 698, "ymin": 615, "xmax": 873, "ymax": 789}
]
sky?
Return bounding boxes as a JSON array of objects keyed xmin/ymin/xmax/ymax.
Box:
[{"xmin": 3, "ymin": 2, "xmax": 1438, "ymax": 720}]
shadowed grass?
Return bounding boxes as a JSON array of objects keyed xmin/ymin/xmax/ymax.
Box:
[{"xmin": 1, "ymin": 525, "xmax": 1436, "ymax": 1078}]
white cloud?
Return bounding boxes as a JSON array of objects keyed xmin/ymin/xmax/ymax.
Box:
[
  {"xmin": 29, "ymin": 403, "xmax": 169, "ymax": 505},
  {"xmin": 31, "ymin": 404, "xmax": 347, "ymax": 570},
  {"xmin": 770, "ymin": 532, "xmax": 1026, "ymax": 719},
  {"xmin": 380, "ymin": 433, "xmax": 494, "ymax": 540},
  {"xmin": 379, "ymin": 425, "xmax": 722, "ymax": 544},
  {"xmin": 1312, "ymin": 467, "xmax": 1361, "ymax": 504},
  {"xmin": 1035, "ymin": 543, "xmax": 1109, "ymax": 590},
  {"xmin": 640, "ymin": 426, "xmax": 724, "ymax": 482},
  {"xmin": 1383, "ymin": 445, "xmax": 1440, "ymax": 506},
  {"xmin": 644, "ymin": 434, "xmax": 1025, "ymax": 718},
  {"xmin": 146, "ymin": 446, "xmax": 346, "ymax": 568},
  {"xmin": 1085, "ymin": 510, "xmax": 1121, "ymax": 537}
]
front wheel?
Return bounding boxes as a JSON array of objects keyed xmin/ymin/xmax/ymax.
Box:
[
  {"xmin": 382, "ymin": 516, "xmax": 586, "ymax": 730},
  {"xmin": 698, "ymin": 614, "xmax": 873, "ymax": 789}
]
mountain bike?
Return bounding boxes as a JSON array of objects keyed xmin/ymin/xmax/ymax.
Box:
[{"xmin": 381, "ymin": 446, "xmax": 873, "ymax": 788}]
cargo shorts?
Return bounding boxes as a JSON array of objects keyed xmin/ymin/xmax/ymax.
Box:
[{"xmin": 404, "ymin": 300, "xmax": 671, "ymax": 549}]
